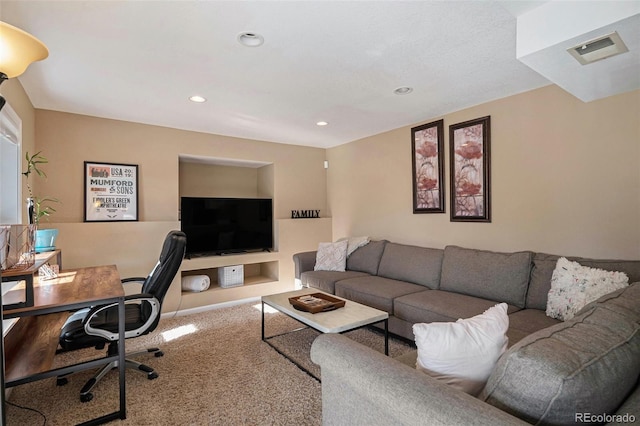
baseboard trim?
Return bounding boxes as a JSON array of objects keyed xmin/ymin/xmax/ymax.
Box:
[{"xmin": 162, "ymin": 296, "xmax": 261, "ymax": 318}]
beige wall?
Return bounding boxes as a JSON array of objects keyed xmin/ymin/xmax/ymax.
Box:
[
  {"xmin": 179, "ymin": 162, "xmax": 261, "ymax": 198},
  {"xmin": 4, "ymin": 79, "xmax": 639, "ymax": 312},
  {"xmin": 1, "ymin": 83, "xmax": 330, "ymax": 312},
  {"xmin": 327, "ymin": 85, "xmax": 640, "ymax": 259},
  {"xmin": 35, "ymin": 111, "xmax": 328, "ymax": 222},
  {"xmin": 0, "ymin": 79, "xmax": 37, "ymax": 224},
  {"xmin": 32, "ymin": 110, "xmax": 330, "ymax": 311}
]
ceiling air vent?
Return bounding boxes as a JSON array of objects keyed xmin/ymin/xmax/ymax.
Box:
[{"xmin": 568, "ymin": 31, "xmax": 629, "ymax": 65}]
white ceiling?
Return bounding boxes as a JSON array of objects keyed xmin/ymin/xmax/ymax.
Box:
[{"xmin": 0, "ymin": 1, "xmax": 637, "ymax": 149}]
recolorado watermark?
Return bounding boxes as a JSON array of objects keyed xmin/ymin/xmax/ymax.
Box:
[{"xmin": 576, "ymin": 412, "xmax": 636, "ymax": 423}]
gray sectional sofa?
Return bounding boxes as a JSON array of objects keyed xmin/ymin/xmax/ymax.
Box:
[{"xmin": 293, "ymin": 241, "xmax": 640, "ymax": 425}]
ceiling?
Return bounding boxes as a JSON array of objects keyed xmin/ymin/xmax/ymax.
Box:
[{"xmin": 1, "ymin": 1, "xmax": 637, "ymax": 149}]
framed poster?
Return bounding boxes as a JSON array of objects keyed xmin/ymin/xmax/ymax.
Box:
[
  {"xmin": 411, "ymin": 119, "xmax": 445, "ymax": 213},
  {"xmin": 84, "ymin": 161, "xmax": 138, "ymax": 222},
  {"xmin": 449, "ymin": 116, "xmax": 491, "ymax": 222}
]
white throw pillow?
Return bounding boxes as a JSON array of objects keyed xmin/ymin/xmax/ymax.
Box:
[
  {"xmin": 337, "ymin": 236, "xmax": 370, "ymax": 257},
  {"xmin": 412, "ymin": 303, "xmax": 509, "ymax": 396},
  {"xmin": 546, "ymin": 257, "xmax": 629, "ymax": 321},
  {"xmin": 314, "ymin": 240, "xmax": 348, "ymax": 272}
]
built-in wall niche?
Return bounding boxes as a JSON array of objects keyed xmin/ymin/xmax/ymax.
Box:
[
  {"xmin": 178, "ymin": 155, "xmax": 274, "ymax": 199},
  {"xmin": 178, "ymin": 154, "xmax": 277, "ymax": 253},
  {"xmin": 182, "ymin": 260, "xmax": 279, "ymax": 291}
]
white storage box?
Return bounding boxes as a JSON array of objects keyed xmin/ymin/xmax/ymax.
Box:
[{"xmin": 218, "ymin": 265, "xmax": 244, "ymax": 288}]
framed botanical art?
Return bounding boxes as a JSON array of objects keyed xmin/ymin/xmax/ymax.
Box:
[
  {"xmin": 411, "ymin": 119, "xmax": 445, "ymax": 213},
  {"xmin": 84, "ymin": 161, "xmax": 139, "ymax": 222},
  {"xmin": 449, "ymin": 116, "xmax": 491, "ymax": 222}
]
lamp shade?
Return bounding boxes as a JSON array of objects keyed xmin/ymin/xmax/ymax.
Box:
[{"xmin": 0, "ymin": 21, "xmax": 49, "ymax": 78}]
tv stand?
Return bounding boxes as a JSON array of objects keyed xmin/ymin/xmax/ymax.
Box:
[
  {"xmin": 185, "ymin": 248, "xmax": 274, "ymax": 259},
  {"xmin": 180, "ymin": 250, "xmax": 281, "ymax": 307},
  {"xmin": 217, "ymin": 250, "xmax": 247, "ymax": 256}
]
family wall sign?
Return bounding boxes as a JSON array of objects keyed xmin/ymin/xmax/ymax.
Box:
[{"xmin": 291, "ymin": 210, "xmax": 321, "ymax": 219}]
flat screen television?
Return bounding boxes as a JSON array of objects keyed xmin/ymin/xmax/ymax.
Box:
[{"xmin": 180, "ymin": 197, "xmax": 273, "ymax": 257}]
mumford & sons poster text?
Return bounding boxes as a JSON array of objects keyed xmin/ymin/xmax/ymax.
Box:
[{"xmin": 85, "ymin": 162, "xmax": 138, "ymax": 222}]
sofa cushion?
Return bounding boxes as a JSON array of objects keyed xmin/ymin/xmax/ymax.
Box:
[
  {"xmin": 346, "ymin": 240, "xmax": 387, "ymax": 275},
  {"xmin": 413, "ymin": 303, "xmax": 509, "ymax": 396},
  {"xmin": 440, "ymin": 246, "xmax": 532, "ymax": 308},
  {"xmin": 507, "ymin": 309, "xmax": 560, "ymax": 346},
  {"xmin": 527, "ymin": 252, "xmax": 640, "ymax": 310},
  {"xmin": 577, "ymin": 281, "xmax": 640, "ymax": 322},
  {"xmin": 394, "ymin": 349, "xmax": 418, "ymax": 369},
  {"xmin": 335, "ymin": 276, "xmax": 427, "ymax": 313},
  {"xmin": 301, "ymin": 270, "xmax": 370, "ymax": 294},
  {"xmin": 507, "ymin": 309, "xmax": 560, "ymax": 335},
  {"xmin": 394, "ymin": 290, "xmax": 521, "ymax": 325},
  {"xmin": 386, "ymin": 316, "xmax": 416, "ymax": 341},
  {"xmin": 377, "ymin": 243, "xmax": 443, "ymax": 289},
  {"xmin": 612, "ymin": 384, "xmax": 640, "ymax": 422},
  {"xmin": 481, "ymin": 283, "xmax": 640, "ymax": 425}
]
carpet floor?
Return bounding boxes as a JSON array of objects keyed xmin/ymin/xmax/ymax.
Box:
[{"xmin": 6, "ymin": 302, "xmax": 414, "ymax": 425}]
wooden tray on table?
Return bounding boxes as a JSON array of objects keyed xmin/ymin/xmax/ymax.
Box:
[{"xmin": 288, "ymin": 293, "xmax": 346, "ymax": 314}]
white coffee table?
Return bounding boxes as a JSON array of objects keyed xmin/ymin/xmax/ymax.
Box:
[{"xmin": 261, "ymin": 288, "xmax": 389, "ymax": 376}]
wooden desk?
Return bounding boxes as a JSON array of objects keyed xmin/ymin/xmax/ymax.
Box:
[
  {"xmin": 2, "ymin": 265, "xmax": 126, "ymax": 425},
  {"xmin": 0, "ymin": 250, "xmax": 62, "ymax": 280},
  {"xmin": 1, "ymin": 250, "xmax": 62, "ymax": 310},
  {"xmin": 4, "ymin": 264, "xmax": 120, "ymax": 318}
]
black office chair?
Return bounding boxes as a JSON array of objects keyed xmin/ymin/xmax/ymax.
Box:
[{"xmin": 57, "ymin": 230, "xmax": 186, "ymax": 402}]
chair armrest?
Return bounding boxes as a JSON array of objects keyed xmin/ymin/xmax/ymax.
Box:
[
  {"xmin": 121, "ymin": 277, "xmax": 146, "ymax": 285},
  {"xmin": 82, "ymin": 293, "xmax": 160, "ymax": 341},
  {"xmin": 121, "ymin": 277, "xmax": 146, "ymax": 295},
  {"xmin": 293, "ymin": 251, "xmax": 317, "ymax": 279},
  {"xmin": 310, "ymin": 334, "xmax": 527, "ymax": 426}
]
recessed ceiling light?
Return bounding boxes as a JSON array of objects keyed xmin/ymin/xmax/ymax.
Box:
[
  {"xmin": 394, "ymin": 86, "xmax": 413, "ymax": 95},
  {"xmin": 189, "ymin": 95, "xmax": 206, "ymax": 103},
  {"xmin": 316, "ymin": 121, "xmax": 329, "ymax": 126},
  {"xmin": 237, "ymin": 32, "xmax": 264, "ymax": 47}
]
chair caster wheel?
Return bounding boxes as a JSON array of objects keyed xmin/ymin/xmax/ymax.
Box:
[
  {"xmin": 148, "ymin": 372, "xmax": 158, "ymax": 380},
  {"xmin": 154, "ymin": 351, "xmax": 164, "ymax": 357},
  {"xmin": 80, "ymin": 393, "xmax": 93, "ymax": 403},
  {"xmin": 56, "ymin": 377, "xmax": 68, "ymax": 386}
]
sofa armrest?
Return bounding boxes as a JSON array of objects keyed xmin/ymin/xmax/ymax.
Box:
[
  {"xmin": 311, "ymin": 334, "xmax": 527, "ymax": 426},
  {"xmin": 293, "ymin": 251, "xmax": 317, "ymax": 279}
]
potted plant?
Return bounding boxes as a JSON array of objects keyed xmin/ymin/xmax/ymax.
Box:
[{"xmin": 23, "ymin": 151, "xmax": 59, "ymax": 251}]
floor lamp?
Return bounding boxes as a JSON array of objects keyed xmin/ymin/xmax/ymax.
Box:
[{"xmin": 0, "ymin": 20, "xmax": 49, "ymax": 425}]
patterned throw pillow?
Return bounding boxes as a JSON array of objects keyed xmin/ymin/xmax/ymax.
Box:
[
  {"xmin": 314, "ymin": 240, "xmax": 348, "ymax": 272},
  {"xmin": 546, "ymin": 257, "xmax": 629, "ymax": 321}
]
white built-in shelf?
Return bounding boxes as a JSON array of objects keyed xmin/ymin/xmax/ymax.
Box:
[{"xmin": 179, "ymin": 251, "xmax": 280, "ymax": 306}]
